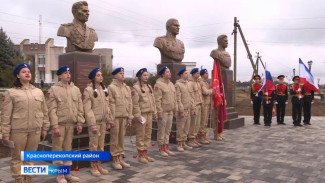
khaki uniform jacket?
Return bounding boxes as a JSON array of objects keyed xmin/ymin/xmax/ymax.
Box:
[
  {"xmin": 46, "ymin": 81, "xmax": 85, "ymax": 129},
  {"xmin": 1, "ymin": 85, "xmax": 50, "ymax": 138},
  {"xmin": 132, "ymin": 81, "xmax": 157, "ymax": 119},
  {"xmin": 108, "ymin": 80, "xmax": 133, "ymax": 120},
  {"xmin": 154, "ymin": 78, "xmax": 178, "ymax": 116},
  {"xmin": 83, "ymin": 84, "xmax": 113, "ymax": 129},
  {"xmin": 175, "ymin": 79, "xmax": 194, "ymax": 113},
  {"xmin": 200, "ymin": 79, "xmax": 212, "ymax": 105},
  {"xmin": 189, "ymin": 77, "xmax": 203, "ymax": 106}
]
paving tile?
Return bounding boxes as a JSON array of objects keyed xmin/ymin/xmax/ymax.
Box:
[{"xmin": 1, "ymin": 116, "xmax": 325, "ymax": 182}]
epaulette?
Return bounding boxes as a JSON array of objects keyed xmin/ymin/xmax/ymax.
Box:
[{"xmin": 61, "ymin": 23, "xmax": 73, "ymax": 26}]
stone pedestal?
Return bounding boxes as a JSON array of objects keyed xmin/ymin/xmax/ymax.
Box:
[
  {"xmin": 157, "ymin": 63, "xmax": 185, "ymax": 83},
  {"xmin": 39, "ymin": 52, "xmax": 108, "ymax": 168},
  {"xmin": 58, "ymin": 52, "xmax": 100, "ymax": 92},
  {"xmin": 221, "ymin": 69, "xmax": 234, "ymax": 107},
  {"xmin": 220, "ymin": 68, "xmax": 245, "ymax": 129}
]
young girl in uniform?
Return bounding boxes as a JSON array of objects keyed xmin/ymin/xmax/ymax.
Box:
[
  {"xmin": 83, "ymin": 68, "xmax": 112, "ymax": 176},
  {"xmin": 132, "ymin": 68, "xmax": 156, "ymax": 164},
  {"xmin": 1, "ymin": 63, "xmax": 50, "ymax": 183}
]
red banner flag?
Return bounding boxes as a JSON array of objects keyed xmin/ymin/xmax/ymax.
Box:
[{"xmin": 210, "ymin": 60, "xmax": 227, "ymax": 135}]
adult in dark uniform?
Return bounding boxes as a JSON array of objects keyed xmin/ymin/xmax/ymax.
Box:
[
  {"xmin": 250, "ymin": 75, "xmax": 263, "ymax": 125},
  {"xmin": 274, "ymin": 75, "xmax": 288, "ymax": 125},
  {"xmin": 262, "ymin": 87, "xmax": 275, "ymax": 126},
  {"xmin": 290, "ymin": 76, "xmax": 305, "ymax": 127},
  {"xmin": 303, "ymin": 86, "xmax": 314, "ymax": 125}
]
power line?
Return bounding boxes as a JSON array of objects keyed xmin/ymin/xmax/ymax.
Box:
[
  {"xmin": 90, "ymin": 5, "xmax": 162, "ymax": 29},
  {"xmin": 245, "ymin": 27, "xmax": 325, "ymax": 31},
  {"xmin": 57, "ymin": 0, "xmax": 162, "ymax": 29},
  {"xmin": 249, "ymin": 41, "xmax": 325, "ymax": 45},
  {"xmin": 240, "ymin": 16, "xmax": 325, "ymax": 22},
  {"xmin": 97, "ymin": 0, "xmax": 164, "ymax": 24},
  {"xmin": 0, "ymin": 11, "xmax": 61, "ymax": 25},
  {"xmin": 94, "ymin": 2, "xmax": 162, "ymax": 27},
  {"xmin": 182, "ymin": 21, "xmax": 233, "ymax": 28}
]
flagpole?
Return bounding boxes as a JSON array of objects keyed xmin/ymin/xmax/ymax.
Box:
[
  {"xmin": 298, "ymin": 59, "xmax": 301, "ymax": 97},
  {"xmin": 265, "ymin": 62, "xmax": 268, "ymax": 104}
]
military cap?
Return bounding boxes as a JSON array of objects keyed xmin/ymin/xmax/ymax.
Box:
[
  {"xmin": 57, "ymin": 65, "xmax": 71, "ymax": 76},
  {"xmin": 190, "ymin": 68, "xmax": 199, "ymax": 75},
  {"xmin": 158, "ymin": 66, "xmax": 168, "ymax": 75},
  {"xmin": 88, "ymin": 67, "xmax": 101, "ymax": 80},
  {"xmin": 112, "ymin": 67, "xmax": 124, "ymax": 75},
  {"xmin": 177, "ymin": 68, "xmax": 186, "ymax": 76},
  {"xmin": 13, "ymin": 63, "xmax": 31, "ymax": 76},
  {"xmin": 200, "ymin": 69, "xmax": 208, "ymax": 76},
  {"xmin": 136, "ymin": 68, "xmax": 147, "ymax": 77}
]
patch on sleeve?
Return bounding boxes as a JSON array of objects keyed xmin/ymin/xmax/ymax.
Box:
[
  {"xmin": 154, "ymin": 86, "xmax": 159, "ymax": 91},
  {"xmin": 131, "ymin": 90, "xmax": 135, "ymax": 97},
  {"xmin": 46, "ymin": 92, "xmax": 50, "ymax": 100},
  {"xmin": 1, "ymin": 95, "xmax": 5, "ymax": 102}
]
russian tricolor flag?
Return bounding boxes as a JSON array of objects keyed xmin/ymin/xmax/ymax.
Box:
[
  {"xmin": 299, "ymin": 58, "xmax": 320, "ymax": 92},
  {"xmin": 256, "ymin": 62, "xmax": 275, "ymax": 97}
]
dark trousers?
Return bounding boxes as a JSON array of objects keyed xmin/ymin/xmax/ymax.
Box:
[
  {"xmin": 253, "ymin": 98, "xmax": 262, "ymax": 123},
  {"xmin": 276, "ymin": 97, "xmax": 286, "ymax": 123},
  {"xmin": 292, "ymin": 97, "xmax": 303, "ymax": 125},
  {"xmin": 263, "ymin": 103, "xmax": 273, "ymax": 125},
  {"xmin": 303, "ymin": 96, "xmax": 312, "ymax": 124}
]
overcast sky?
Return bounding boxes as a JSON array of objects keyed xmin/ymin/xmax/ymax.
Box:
[{"xmin": 1, "ymin": 0, "xmax": 325, "ymax": 84}]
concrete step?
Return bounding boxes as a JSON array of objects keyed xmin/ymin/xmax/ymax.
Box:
[
  {"xmin": 227, "ymin": 112, "xmax": 239, "ymax": 119},
  {"xmin": 224, "ymin": 117, "xmax": 245, "ymax": 129},
  {"xmin": 227, "ymin": 107, "xmax": 236, "ymax": 113}
]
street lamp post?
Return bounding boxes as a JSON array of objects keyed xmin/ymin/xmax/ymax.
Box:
[
  {"xmin": 307, "ymin": 60, "xmax": 313, "ymax": 71},
  {"xmin": 293, "ymin": 68, "xmax": 296, "ymax": 76}
]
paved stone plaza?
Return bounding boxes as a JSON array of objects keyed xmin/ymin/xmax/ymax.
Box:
[{"xmin": 0, "ymin": 116, "xmax": 325, "ymax": 183}]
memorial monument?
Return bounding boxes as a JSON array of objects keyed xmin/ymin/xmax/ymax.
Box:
[
  {"xmin": 210, "ymin": 34, "xmax": 245, "ymax": 129},
  {"xmin": 39, "ymin": 1, "xmax": 107, "ymax": 168},
  {"xmin": 154, "ymin": 18, "xmax": 185, "ymax": 83},
  {"xmin": 57, "ymin": 1, "xmax": 100, "ymax": 92}
]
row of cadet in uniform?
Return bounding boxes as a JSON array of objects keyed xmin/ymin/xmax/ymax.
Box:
[
  {"xmin": 250, "ymin": 74, "xmax": 315, "ymax": 127},
  {"xmin": 0, "ymin": 63, "xmax": 218, "ymax": 183}
]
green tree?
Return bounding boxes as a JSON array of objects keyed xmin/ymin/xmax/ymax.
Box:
[
  {"xmin": 0, "ymin": 27, "xmax": 23, "ymax": 87},
  {"xmin": 148, "ymin": 73, "xmax": 158, "ymax": 88}
]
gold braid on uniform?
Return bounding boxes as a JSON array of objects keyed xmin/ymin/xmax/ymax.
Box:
[
  {"xmin": 138, "ymin": 77, "xmax": 145, "ymax": 93},
  {"xmin": 100, "ymin": 82, "xmax": 109, "ymax": 97},
  {"xmin": 137, "ymin": 72, "xmax": 153, "ymax": 94},
  {"xmin": 147, "ymin": 84, "xmax": 153, "ymax": 93},
  {"xmin": 92, "ymin": 80, "xmax": 98, "ymax": 98},
  {"xmin": 92, "ymin": 80, "xmax": 109, "ymax": 97}
]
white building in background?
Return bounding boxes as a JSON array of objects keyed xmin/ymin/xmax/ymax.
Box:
[
  {"xmin": 15, "ymin": 38, "xmax": 65, "ymax": 85},
  {"xmin": 92, "ymin": 48, "xmax": 113, "ymax": 72},
  {"xmin": 15, "ymin": 39, "xmax": 113, "ymax": 86},
  {"xmin": 183, "ymin": 62, "xmax": 197, "ymax": 71}
]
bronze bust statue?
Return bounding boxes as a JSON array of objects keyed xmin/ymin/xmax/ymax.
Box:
[
  {"xmin": 154, "ymin": 18, "xmax": 185, "ymax": 63},
  {"xmin": 210, "ymin": 34, "xmax": 231, "ymax": 69},
  {"xmin": 57, "ymin": 1, "xmax": 98, "ymax": 53}
]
